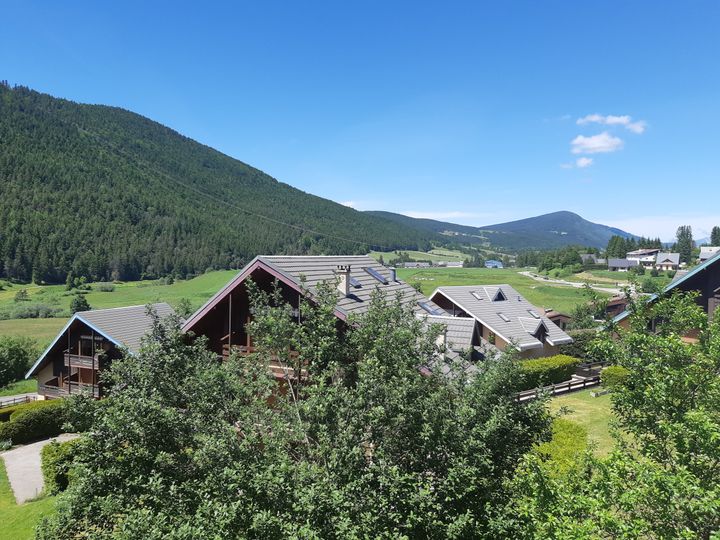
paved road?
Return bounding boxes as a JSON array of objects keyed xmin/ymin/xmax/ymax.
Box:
[
  {"xmin": 1, "ymin": 433, "xmax": 79, "ymax": 503},
  {"xmin": 519, "ymin": 271, "xmax": 627, "ymax": 296},
  {"xmin": 0, "ymin": 393, "xmax": 37, "ymax": 408}
]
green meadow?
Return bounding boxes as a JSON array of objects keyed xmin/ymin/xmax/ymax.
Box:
[
  {"xmin": 0, "ymin": 461, "xmax": 55, "ymax": 540},
  {"xmin": 397, "ymin": 267, "xmax": 598, "ymax": 314}
]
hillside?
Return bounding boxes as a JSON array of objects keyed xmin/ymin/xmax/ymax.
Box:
[
  {"xmin": 0, "ymin": 84, "xmax": 434, "ymax": 284},
  {"xmin": 367, "ymin": 210, "xmax": 637, "ymax": 251}
]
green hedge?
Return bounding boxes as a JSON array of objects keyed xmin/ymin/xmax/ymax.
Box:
[
  {"xmin": 0, "ymin": 399, "xmax": 66, "ymax": 445},
  {"xmin": 0, "ymin": 399, "xmax": 59, "ymax": 422},
  {"xmin": 41, "ymin": 438, "xmax": 81, "ymax": 494},
  {"xmin": 601, "ymin": 365, "xmax": 630, "ymax": 390},
  {"xmin": 520, "ymin": 354, "xmax": 579, "ymax": 389}
]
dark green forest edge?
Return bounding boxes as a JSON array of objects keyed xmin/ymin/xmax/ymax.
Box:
[{"xmin": 0, "ymin": 83, "xmax": 435, "ymax": 284}]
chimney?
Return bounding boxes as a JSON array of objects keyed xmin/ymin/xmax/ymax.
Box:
[
  {"xmin": 389, "ymin": 267, "xmax": 397, "ymax": 282},
  {"xmin": 335, "ymin": 265, "xmax": 351, "ymax": 296}
]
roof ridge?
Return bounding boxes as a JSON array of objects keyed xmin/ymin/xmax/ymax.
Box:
[{"xmin": 80, "ymin": 302, "xmax": 170, "ymax": 314}]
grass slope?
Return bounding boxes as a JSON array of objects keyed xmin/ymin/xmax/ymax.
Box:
[
  {"xmin": 397, "ymin": 267, "xmax": 597, "ymax": 314},
  {"xmin": 0, "ymin": 459, "xmax": 54, "ymax": 540},
  {"xmin": 0, "ymin": 379, "xmax": 37, "ymax": 397}
]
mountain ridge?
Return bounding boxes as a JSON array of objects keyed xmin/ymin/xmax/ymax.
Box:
[{"xmin": 366, "ymin": 210, "xmax": 638, "ymax": 251}]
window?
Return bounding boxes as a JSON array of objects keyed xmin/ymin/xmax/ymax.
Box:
[
  {"xmin": 471, "ymin": 291, "xmax": 483, "ymax": 300},
  {"xmin": 498, "ymin": 313, "xmax": 510, "ymax": 322},
  {"xmin": 527, "ymin": 309, "xmax": 540, "ymax": 319},
  {"xmin": 364, "ymin": 267, "xmax": 388, "ymax": 285},
  {"xmin": 419, "ymin": 302, "xmax": 444, "ymax": 316},
  {"xmin": 493, "ymin": 289, "xmax": 507, "ymax": 301},
  {"xmin": 349, "ymin": 277, "xmax": 361, "ymax": 288}
]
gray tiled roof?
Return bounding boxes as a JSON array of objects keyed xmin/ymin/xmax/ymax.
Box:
[
  {"xmin": 607, "ymin": 258, "xmax": 639, "ymax": 268},
  {"xmin": 79, "ymin": 303, "xmax": 175, "ymax": 353},
  {"xmin": 422, "ymin": 315, "xmax": 476, "ymax": 351},
  {"xmin": 430, "ymin": 284, "xmax": 573, "ymax": 351},
  {"xmin": 655, "ymin": 252, "xmax": 680, "ymax": 266},
  {"xmin": 257, "ymin": 255, "xmax": 446, "ymax": 319},
  {"xmin": 699, "ymin": 247, "xmax": 720, "ymax": 261}
]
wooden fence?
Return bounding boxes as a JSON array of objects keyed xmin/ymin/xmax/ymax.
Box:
[
  {"xmin": 514, "ymin": 375, "xmax": 602, "ymax": 402},
  {"xmin": 0, "ymin": 394, "xmax": 38, "ymax": 410}
]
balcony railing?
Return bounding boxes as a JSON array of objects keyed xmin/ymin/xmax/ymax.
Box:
[
  {"xmin": 222, "ymin": 344, "xmax": 307, "ymax": 380},
  {"xmin": 38, "ymin": 382, "xmax": 100, "ymax": 398},
  {"xmin": 63, "ymin": 353, "xmax": 100, "ymax": 370}
]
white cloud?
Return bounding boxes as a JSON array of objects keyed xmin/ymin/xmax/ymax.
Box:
[
  {"xmin": 571, "ymin": 132, "xmax": 624, "ymax": 154},
  {"xmin": 340, "ymin": 201, "xmax": 356, "ymax": 208},
  {"xmin": 576, "ymin": 157, "xmax": 593, "ymax": 168},
  {"xmin": 577, "ymin": 113, "xmax": 646, "ymax": 133}
]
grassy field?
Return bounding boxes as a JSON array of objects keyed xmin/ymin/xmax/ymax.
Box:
[
  {"xmin": 0, "ymin": 319, "xmax": 68, "ymax": 349},
  {"xmin": 0, "ymin": 460, "xmax": 55, "ymax": 540},
  {"xmin": 542, "ymin": 268, "xmax": 671, "ymax": 290},
  {"xmin": 0, "ymin": 379, "xmax": 37, "ymax": 397},
  {"xmin": 550, "ymin": 389, "xmax": 614, "ymax": 456},
  {"xmin": 369, "ymin": 249, "xmax": 467, "ymax": 263},
  {"xmin": 0, "ymin": 270, "xmax": 237, "ymax": 316},
  {"xmin": 397, "ymin": 267, "xmax": 597, "ymax": 314}
]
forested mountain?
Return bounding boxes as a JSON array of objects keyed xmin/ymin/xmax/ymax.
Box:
[
  {"xmin": 0, "ymin": 84, "xmax": 434, "ymax": 283},
  {"xmin": 367, "ymin": 210, "xmax": 637, "ymax": 251}
]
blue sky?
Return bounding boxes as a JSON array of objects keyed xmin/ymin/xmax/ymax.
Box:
[{"xmin": 2, "ymin": 1, "xmax": 719, "ymax": 240}]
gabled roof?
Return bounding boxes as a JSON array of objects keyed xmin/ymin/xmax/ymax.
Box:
[
  {"xmin": 429, "ymin": 284, "xmax": 573, "ymax": 351},
  {"xmin": 182, "ymin": 255, "xmax": 445, "ymax": 331},
  {"xmin": 26, "ymin": 303, "xmax": 175, "ymax": 378},
  {"xmin": 699, "ymin": 246, "xmax": 720, "ymax": 261},
  {"xmin": 607, "ymin": 258, "xmax": 639, "ymax": 268},
  {"xmin": 421, "ymin": 315, "xmax": 477, "ymax": 351},
  {"xmin": 655, "ymin": 252, "xmax": 680, "ymax": 266},
  {"xmin": 627, "ymin": 248, "xmax": 660, "ymax": 257},
  {"xmin": 613, "ymin": 250, "xmax": 720, "ymax": 323}
]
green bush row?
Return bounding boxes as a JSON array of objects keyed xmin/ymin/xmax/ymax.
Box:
[
  {"xmin": 520, "ymin": 354, "xmax": 579, "ymax": 389},
  {"xmin": 0, "ymin": 399, "xmax": 66, "ymax": 445},
  {"xmin": 41, "ymin": 438, "xmax": 81, "ymax": 495},
  {"xmin": 0, "ymin": 398, "xmax": 57, "ymax": 422}
]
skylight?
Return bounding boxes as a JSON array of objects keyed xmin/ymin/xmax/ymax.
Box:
[
  {"xmin": 471, "ymin": 291, "xmax": 483, "ymax": 300},
  {"xmin": 527, "ymin": 309, "xmax": 540, "ymax": 319},
  {"xmin": 419, "ymin": 302, "xmax": 444, "ymax": 316},
  {"xmin": 349, "ymin": 277, "xmax": 361, "ymax": 288},
  {"xmin": 364, "ymin": 267, "xmax": 388, "ymax": 285},
  {"xmin": 498, "ymin": 313, "xmax": 510, "ymax": 322}
]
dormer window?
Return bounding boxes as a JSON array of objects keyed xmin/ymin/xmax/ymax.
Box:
[{"xmin": 492, "ymin": 289, "xmax": 506, "ymax": 302}]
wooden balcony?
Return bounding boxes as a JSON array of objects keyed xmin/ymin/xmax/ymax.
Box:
[
  {"xmin": 63, "ymin": 353, "xmax": 100, "ymax": 370},
  {"xmin": 39, "ymin": 379, "xmax": 100, "ymax": 398},
  {"xmin": 222, "ymin": 344, "xmax": 308, "ymax": 380}
]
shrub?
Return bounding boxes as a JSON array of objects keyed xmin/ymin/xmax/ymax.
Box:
[
  {"xmin": 601, "ymin": 365, "xmax": 630, "ymax": 390},
  {"xmin": 0, "ymin": 399, "xmax": 66, "ymax": 444},
  {"xmin": 95, "ymin": 282, "xmax": 115, "ymax": 292},
  {"xmin": 558, "ymin": 329, "xmax": 598, "ymax": 360},
  {"xmin": 41, "ymin": 438, "xmax": 81, "ymax": 494},
  {"xmin": 535, "ymin": 418, "xmax": 588, "ymax": 476},
  {"xmin": 70, "ymin": 294, "xmax": 91, "ymax": 314},
  {"xmin": 14, "ymin": 288, "xmax": 30, "ymax": 302},
  {"xmin": 0, "ymin": 302, "xmax": 62, "ymax": 320},
  {"xmin": 650, "ymin": 267, "xmax": 659, "ymax": 277},
  {"xmin": 641, "ymin": 277, "xmax": 660, "ymax": 294},
  {"xmin": 520, "ymin": 354, "xmax": 579, "ymax": 389},
  {"xmin": 0, "ymin": 336, "xmax": 38, "ymax": 388}
]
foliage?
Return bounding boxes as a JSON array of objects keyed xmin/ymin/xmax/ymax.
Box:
[
  {"xmin": 0, "ymin": 399, "xmax": 66, "ymax": 445},
  {"xmin": 500, "ymin": 292, "xmax": 720, "ymax": 538},
  {"xmin": 605, "ymin": 234, "xmax": 662, "ymax": 258},
  {"xmin": 568, "ymin": 283, "xmax": 609, "ymax": 330},
  {"xmin": 0, "ymin": 302, "xmax": 62, "ymax": 320},
  {"xmin": 37, "ymin": 287, "xmax": 550, "ymax": 539},
  {"xmin": 69, "ymin": 294, "xmax": 90, "ymax": 314},
  {"xmin": 41, "ymin": 438, "xmax": 81, "ymax": 495},
  {"xmin": 711, "ymin": 225, "xmax": 720, "ymax": 247},
  {"xmin": 674, "ymin": 224, "xmax": 694, "ymax": 263},
  {"xmin": 557, "ymin": 329, "xmax": 598, "ymax": 360},
  {"xmin": 640, "ymin": 276, "xmax": 660, "ymax": 293},
  {"xmin": 534, "ymin": 418, "xmax": 588, "ymax": 476},
  {"xmin": 0, "ymin": 335, "xmax": 37, "ymax": 388},
  {"xmin": 14, "ymin": 289, "xmax": 29, "ymax": 302},
  {"xmin": 520, "ymin": 354, "xmax": 579, "ymax": 389},
  {"xmin": 0, "ymin": 84, "xmax": 434, "ymax": 284},
  {"xmin": 95, "ymin": 282, "xmax": 115, "ymax": 292},
  {"xmin": 600, "ymin": 365, "xmax": 630, "ymax": 390}
]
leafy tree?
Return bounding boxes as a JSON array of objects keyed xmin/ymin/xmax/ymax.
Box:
[
  {"xmin": 70, "ymin": 294, "xmax": 91, "ymax": 314},
  {"xmin": 0, "ymin": 336, "xmax": 38, "ymax": 388},
  {"xmin": 568, "ymin": 284, "xmax": 609, "ymax": 330},
  {"xmin": 38, "ymin": 292, "xmax": 550, "ymax": 538},
  {"xmin": 711, "ymin": 225, "xmax": 720, "ymax": 246},
  {"xmin": 674, "ymin": 225, "xmax": 694, "ymax": 263},
  {"xmin": 500, "ymin": 292, "xmax": 720, "ymax": 538}
]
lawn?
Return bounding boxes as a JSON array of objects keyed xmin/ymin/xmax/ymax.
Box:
[
  {"xmin": 0, "ymin": 379, "xmax": 37, "ymax": 397},
  {"xmin": 369, "ymin": 249, "xmax": 467, "ymax": 263},
  {"xmin": 397, "ymin": 267, "xmax": 597, "ymax": 314},
  {"xmin": 542, "ymin": 268, "xmax": 671, "ymax": 290},
  {"xmin": 549, "ymin": 389, "xmax": 614, "ymax": 456},
  {"xmin": 0, "ymin": 318, "xmax": 67, "ymax": 349},
  {"xmin": 0, "ymin": 459, "xmax": 55, "ymax": 539}
]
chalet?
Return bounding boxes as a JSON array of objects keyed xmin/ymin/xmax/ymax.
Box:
[
  {"xmin": 654, "ymin": 252, "xmax": 680, "ymax": 272},
  {"xmin": 181, "ymin": 255, "xmax": 448, "ymax": 377},
  {"xmin": 614, "ymin": 249, "xmax": 720, "ymax": 326},
  {"xmin": 428, "ymin": 285, "xmax": 573, "ymax": 358},
  {"xmin": 607, "ymin": 258, "xmax": 639, "ymax": 272},
  {"xmin": 626, "ymin": 248, "xmax": 660, "ymax": 268},
  {"xmin": 544, "ymin": 309, "xmax": 571, "ymax": 331},
  {"xmin": 699, "ymin": 246, "xmax": 720, "ymax": 263},
  {"xmin": 26, "ymin": 303, "xmax": 175, "ymax": 399}
]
